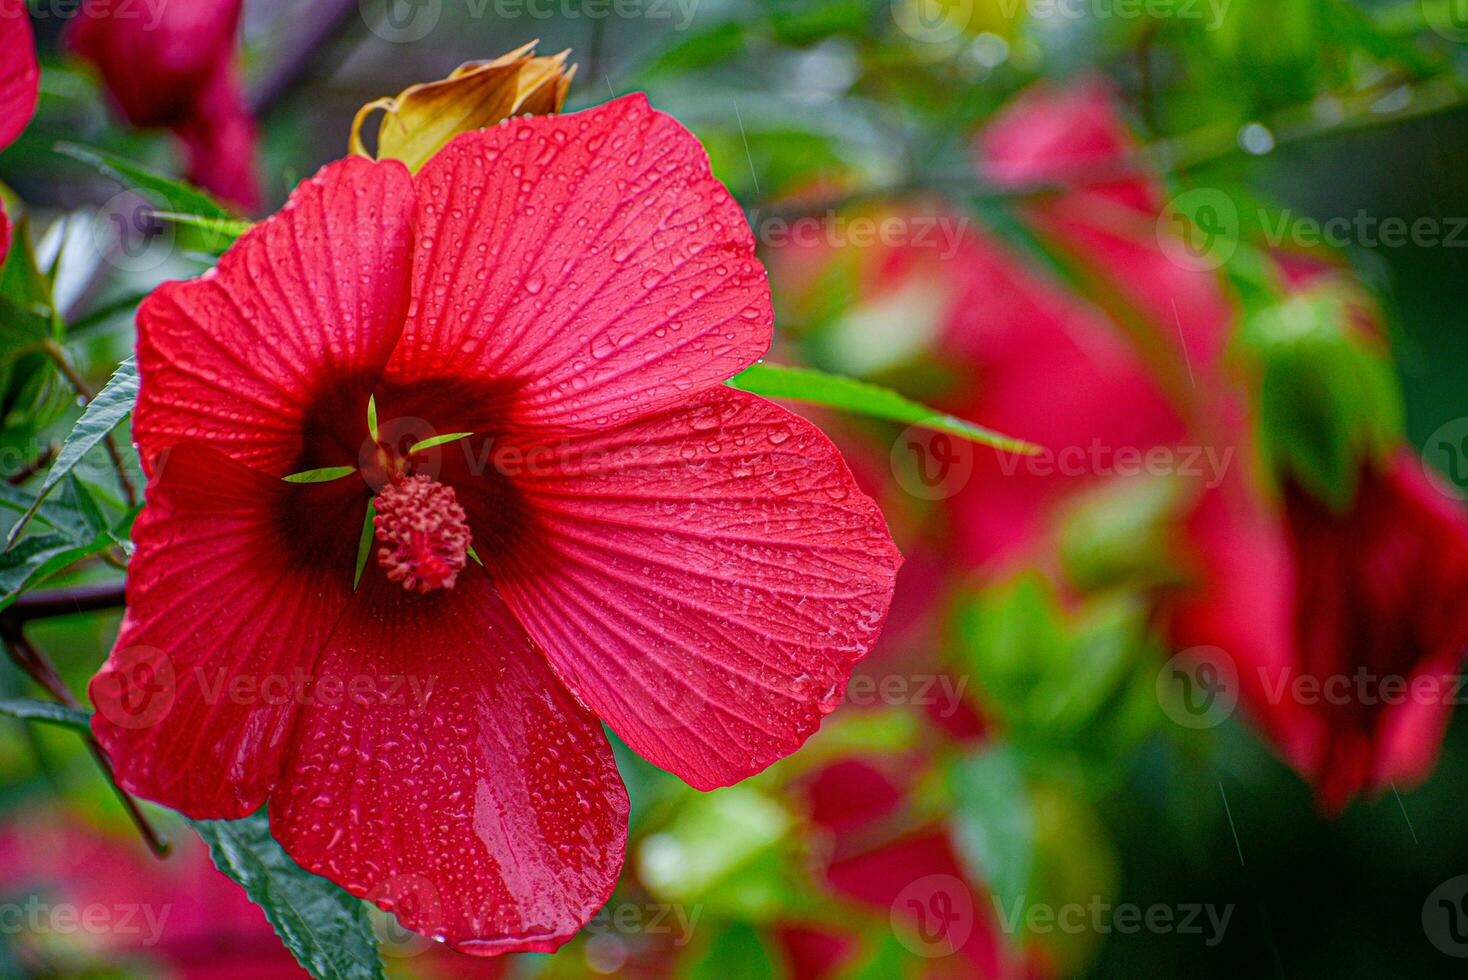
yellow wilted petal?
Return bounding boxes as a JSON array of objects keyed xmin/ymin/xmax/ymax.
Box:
[{"xmin": 348, "ymin": 41, "xmax": 576, "ymax": 173}]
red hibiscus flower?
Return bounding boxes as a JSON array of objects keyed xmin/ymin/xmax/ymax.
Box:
[
  {"xmin": 68, "ymin": 0, "xmax": 261, "ymax": 211},
  {"xmin": 1174, "ymin": 452, "xmax": 1468, "ymax": 812},
  {"xmin": 87, "ymin": 95, "xmax": 901, "ymax": 954},
  {"xmin": 1168, "ymin": 253, "xmax": 1468, "ymax": 809},
  {"xmin": 978, "ymin": 78, "xmax": 1234, "ymax": 382},
  {"xmin": 0, "ymin": 0, "xmax": 39, "ymax": 265},
  {"xmin": 1282, "ymin": 453, "xmax": 1468, "ymax": 810}
]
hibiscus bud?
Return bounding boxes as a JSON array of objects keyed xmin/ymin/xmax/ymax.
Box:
[
  {"xmin": 67, "ymin": 0, "xmax": 244, "ymax": 130},
  {"xmin": 349, "ymin": 41, "xmax": 575, "ymax": 173},
  {"xmin": 1238, "ymin": 268, "xmax": 1403, "ymax": 511},
  {"xmin": 66, "ymin": 0, "xmax": 260, "ymax": 212}
]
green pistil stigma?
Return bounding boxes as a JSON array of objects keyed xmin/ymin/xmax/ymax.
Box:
[
  {"xmin": 354, "ymin": 499, "xmax": 377, "ymax": 591},
  {"xmin": 409, "ymin": 432, "xmax": 473, "ymax": 454},
  {"xmin": 282, "ymin": 466, "xmax": 356, "ymax": 484}
]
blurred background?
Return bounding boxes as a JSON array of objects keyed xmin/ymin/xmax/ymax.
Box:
[{"xmin": 3, "ymin": 0, "xmax": 1468, "ymax": 976}]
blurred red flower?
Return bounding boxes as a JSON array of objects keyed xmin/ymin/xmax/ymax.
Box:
[
  {"xmin": 985, "ymin": 79, "xmax": 1468, "ymax": 810},
  {"xmin": 68, "ymin": 0, "xmax": 260, "ymax": 210},
  {"xmin": 786, "ymin": 756, "xmax": 1045, "ymax": 979},
  {"xmin": 1174, "ymin": 450, "xmax": 1468, "ymax": 812},
  {"xmin": 87, "ymin": 96, "xmax": 900, "ymax": 955},
  {"xmin": 1159, "ymin": 250, "xmax": 1468, "ymax": 812},
  {"xmin": 0, "ymin": 0, "xmax": 39, "ymax": 265},
  {"xmin": 1283, "ymin": 453, "xmax": 1468, "ymax": 809},
  {"xmin": 0, "ymin": 813, "xmax": 300, "ymax": 978},
  {"xmin": 979, "ymin": 79, "xmax": 1234, "ymax": 376}
]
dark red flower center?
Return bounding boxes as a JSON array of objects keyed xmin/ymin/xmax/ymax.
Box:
[{"xmin": 373, "ymin": 474, "xmax": 472, "ymax": 593}]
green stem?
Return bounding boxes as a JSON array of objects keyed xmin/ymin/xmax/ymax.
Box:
[{"xmin": 0, "ymin": 623, "xmax": 169, "ymax": 858}]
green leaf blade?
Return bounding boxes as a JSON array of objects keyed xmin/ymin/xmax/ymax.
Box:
[
  {"xmin": 57, "ymin": 143, "xmax": 233, "ymax": 220},
  {"xmin": 0, "ymin": 531, "xmax": 110, "ymax": 611},
  {"xmin": 193, "ymin": 813, "xmax": 385, "ymax": 980},
  {"xmin": 0, "ymin": 697, "xmax": 91, "ymax": 732},
  {"xmin": 6, "ymin": 357, "xmax": 139, "ymax": 549},
  {"xmin": 147, "ymin": 211, "xmax": 253, "ymax": 254},
  {"xmin": 727, "ymin": 363, "xmax": 1038, "ymax": 454}
]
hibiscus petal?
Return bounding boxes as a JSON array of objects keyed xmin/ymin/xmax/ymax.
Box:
[
  {"xmin": 269, "ymin": 567, "xmax": 628, "ymax": 956},
  {"xmin": 0, "ymin": 0, "xmax": 38, "ymax": 150},
  {"xmin": 392, "ymin": 94, "xmax": 770, "ymax": 429},
  {"xmin": 483, "ymin": 388, "xmax": 901, "ymax": 790},
  {"xmin": 90, "ymin": 443, "xmax": 365, "ymax": 819},
  {"xmin": 134, "ymin": 155, "xmax": 415, "ymax": 475}
]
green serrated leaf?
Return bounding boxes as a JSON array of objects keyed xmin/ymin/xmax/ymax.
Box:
[
  {"xmin": 6, "ymin": 357, "xmax": 138, "ymax": 549},
  {"xmin": 0, "ymin": 697, "xmax": 91, "ymax": 732},
  {"xmin": 728, "ymin": 362, "xmax": 1037, "ymax": 454},
  {"xmin": 57, "ymin": 143, "xmax": 233, "ymax": 220},
  {"xmin": 193, "ymin": 813, "xmax": 384, "ymax": 980},
  {"xmin": 283, "ymin": 466, "xmax": 357, "ymax": 484},
  {"xmin": 0, "ymin": 532, "xmax": 110, "ymax": 610},
  {"xmin": 0, "ymin": 482, "xmax": 63, "ymax": 532}
]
